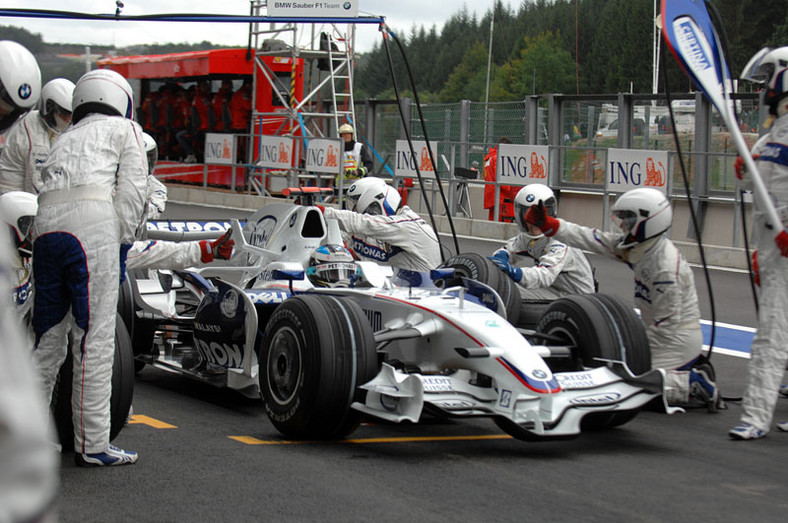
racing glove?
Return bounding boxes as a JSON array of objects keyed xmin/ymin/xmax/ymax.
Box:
[
  {"xmin": 491, "ymin": 248, "xmax": 510, "ymax": 263},
  {"xmin": 752, "ymin": 250, "xmax": 760, "ymax": 287},
  {"xmin": 777, "ymin": 230, "xmax": 788, "ymax": 258},
  {"xmin": 119, "ymin": 243, "xmax": 132, "ymax": 286},
  {"xmin": 490, "ymin": 256, "xmax": 523, "ymax": 283},
  {"xmin": 200, "ymin": 230, "xmax": 234, "ymax": 263},
  {"xmin": 734, "ymin": 154, "xmax": 759, "ymax": 181},
  {"xmin": 524, "ymin": 200, "xmax": 560, "ymax": 236}
]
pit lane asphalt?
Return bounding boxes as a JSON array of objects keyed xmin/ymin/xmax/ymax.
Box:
[{"xmin": 54, "ymin": 202, "xmax": 786, "ymax": 522}]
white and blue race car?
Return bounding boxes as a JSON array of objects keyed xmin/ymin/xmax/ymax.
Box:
[{"xmin": 124, "ymin": 191, "xmax": 677, "ymax": 442}]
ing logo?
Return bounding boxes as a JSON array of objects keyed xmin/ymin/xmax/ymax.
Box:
[
  {"xmin": 645, "ymin": 157, "xmax": 666, "ymax": 187},
  {"xmin": 326, "ymin": 146, "xmax": 338, "ymax": 167},
  {"xmin": 530, "ymin": 152, "xmax": 546, "ymax": 178},
  {"xmin": 419, "ymin": 148, "xmax": 434, "ymax": 171}
]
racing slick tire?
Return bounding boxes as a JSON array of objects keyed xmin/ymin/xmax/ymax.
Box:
[
  {"xmin": 260, "ymin": 295, "xmax": 377, "ymax": 440},
  {"xmin": 495, "ymin": 294, "xmax": 648, "ymax": 439},
  {"xmin": 439, "ymin": 253, "xmax": 521, "ymax": 323},
  {"xmin": 118, "ymin": 269, "xmax": 157, "ymax": 373},
  {"xmin": 51, "ymin": 313, "xmax": 136, "ymax": 451}
]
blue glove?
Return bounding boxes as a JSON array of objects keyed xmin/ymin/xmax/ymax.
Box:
[
  {"xmin": 119, "ymin": 243, "xmax": 132, "ymax": 286},
  {"xmin": 491, "ymin": 248, "xmax": 510, "ymax": 263},
  {"xmin": 489, "ymin": 256, "xmax": 523, "ymax": 283}
]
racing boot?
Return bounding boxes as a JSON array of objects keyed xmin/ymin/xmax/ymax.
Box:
[
  {"xmin": 688, "ymin": 368, "xmax": 719, "ymax": 412},
  {"xmin": 779, "ymin": 384, "xmax": 788, "ymax": 398},
  {"xmin": 75, "ymin": 445, "xmax": 138, "ymax": 467},
  {"xmin": 778, "ymin": 421, "xmax": 788, "ymax": 432},
  {"xmin": 729, "ymin": 423, "xmax": 767, "ymax": 440}
]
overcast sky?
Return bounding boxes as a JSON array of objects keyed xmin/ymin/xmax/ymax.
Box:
[{"xmin": 5, "ymin": 1, "xmax": 521, "ymax": 53}]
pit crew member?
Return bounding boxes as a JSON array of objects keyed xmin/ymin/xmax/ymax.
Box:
[
  {"xmin": 729, "ymin": 46, "xmax": 788, "ymax": 440},
  {"xmin": 489, "ymin": 184, "xmax": 596, "ymax": 301},
  {"xmin": 32, "ymin": 68, "xmax": 147, "ymax": 467},
  {"xmin": 0, "ymin": 78, "xmax": 74, "ymax": 194},
  {"xmin": 525, "ymin": 187, "xmax": 719, "ymax": 410},
  {"xmin": 321, "ymin": 177, "xmax": 442, "ymax": 272}
]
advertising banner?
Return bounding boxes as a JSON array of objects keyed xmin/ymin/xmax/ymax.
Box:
[{"xmin": 607, "ymin": 148, "xmax": 669, "ymax": 193}]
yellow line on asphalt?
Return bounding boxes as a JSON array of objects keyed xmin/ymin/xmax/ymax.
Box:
[
  {"xmin": 128, "ymin": 415, "xmax": 177, "ymax": 429},
  {"xmin": 229, "ymin": 434, "xmax": 513, "ymax": 445}
]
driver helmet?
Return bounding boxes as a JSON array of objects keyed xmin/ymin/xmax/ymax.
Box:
[
  {"xmin": 72, "ymin": 68, "xmax": 134, "ymax": 124},
  {"xmin": 0, "ymin": 191, "xmax": 38, "ymax": 257},
  {"xmin": 346, "ymin": 177, "xmax": 401, "ymax": 216},
  {"xmin": 610, "ymin": 188, "xmax": 672, "ymax": 249},
  {"xmin": 306, "ymin": 244, "xmax": 357, "ymax": 288},
  {"xmin": 514, "ymin": 184, "xmax": 557, "ymax": 238},
  {"xmin": 0, "ymin": 40, "xmax": 42, "ymax": 133},
  {"xmin": 39, "ymin": 78, "xmax": 75, "ymax": 134},
  {"xmin": 741, "ymin": 46, "xmax": 788, "ymax": 116}
]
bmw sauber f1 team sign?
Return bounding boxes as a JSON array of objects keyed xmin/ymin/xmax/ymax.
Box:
[{"xmin": 268, "ymin": 1, "xmax": 358, "ymax": 17}]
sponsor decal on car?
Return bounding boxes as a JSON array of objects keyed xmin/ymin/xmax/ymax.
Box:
[
  {"xmin": 570, "ymin": 392, "xmax": 621, "ymax": 406},
  {"xmin": 421, "ymin": 376, "xmax": 453, "ymax": 392},
  {"xmin": 555, "ymin": 372, "xmax": 597, "ymax": 389},
  {"xmin": 194, "ymin": 338, "xmax": 244, "ymax": 368},
  {"xmin": 245, "ymin": 290, "xmax": 290, "ymax": 304}
]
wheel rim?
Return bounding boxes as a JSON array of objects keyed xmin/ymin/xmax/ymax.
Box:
[{"xmin": 266, "ymin": 326, "xmax": 302, "ymax": 405}]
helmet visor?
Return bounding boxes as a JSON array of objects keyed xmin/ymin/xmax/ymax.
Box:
[
  {"xmin": 311, "ymin": 262, "xmax": 356, "ymax": 287},
  {"xmin": 612, "ymin": 210, "xmax": 637, "ymax": 235},
  {"xmin": 347, "ymin": 193, "xmax": 361, "ymax": 212},
  {"xmin": 741, "ymin": 47, "xmax": 773, "ymax": 83}
]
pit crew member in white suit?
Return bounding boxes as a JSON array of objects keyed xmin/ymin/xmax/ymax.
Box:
[
  {"xmin": 32, "ymin": 68, "xmax": 147, "ymax": 467},
  {"xmin": 525, "ymin": 187, "xmax": 719, "ymax": 410},
  {"xmin": 321, "ymin": 177, "xmax": 441, "ymax": 272},
  {"xmin": 489, "ymin": 184, "xmax": 596, "ymax": 299},
  {"xmin": 729, "ymin": 46, "xmax": 788, "ymax": 440},
  {"xmin": 0, "ymin": 77, "xmax": 74, "ymax": 194},
  {"xmin": 0, "ymin": 39, "xmax": 58, "ymax": 522}
]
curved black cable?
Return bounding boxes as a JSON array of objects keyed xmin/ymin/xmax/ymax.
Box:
[
  {"xmin": 378, "ymin": 25, "xmax": 446, "ymax": 262},
  {"xmin": 660, "ymin": 40, "xmax": 717, "ymax": 358},
  {"xmin": 386, "ymin": 27, "xmax": 460, "ymax": 257}
]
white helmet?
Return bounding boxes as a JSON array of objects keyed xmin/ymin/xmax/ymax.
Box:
[
  {"xmin": 514, "ymin": 184, "xmax": 557, "ymax": 238},
  {"xmin": 40, "ymin": 78, "xmax": 75, "ymax": 133},
  {"xmin": 610, "ymin": 188, "xmax": 672, "ymax": 249},
  {"xmin": 0, "ymin": 191, "xmax": 38, "ymax": 257},
  {"xmin": 338, "ymin": 123, "xmax": 354, "ymax": 137},
  {"xmin": 142, "ymin": 132, "xmax": 158, "ymax": 175},
  {"xmin": 0, "ymin": 40, "xmax": 42, "ymax": 132},
  {"xmin": 346, "ymin": 177, "xmax": 401, "ymax": 216},
  {"xmin": 306, "ymin": 244, "xmax": 357, "ymax": 288},
  {"xmin": 72, "ymin": 68, "xmax": 134, "ymax": 124},
  {"xmin": 741, "ymin": 46, "xmax": 788, "ymax": 116}
]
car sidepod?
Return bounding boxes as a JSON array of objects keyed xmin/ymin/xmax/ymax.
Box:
[{"xmin": 191, "ymin": 279, "xmax": 260, "ymax": 397}]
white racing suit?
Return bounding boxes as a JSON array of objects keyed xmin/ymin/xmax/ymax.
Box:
[
  {"xmin": 554, "ymin": 220, "xmax": 703, "ymax": 404},
  {"xmin": 127, "ymin": 239, "xmax": 203, "ymax": 270},
  {"xmin": 0, "ymin": 228, "xmax": 58, "ymax": 523},
  {"xmin": 502, "ymin": 233, "xmax": 596, "ymax": 299},
  {"xmin": 324, "ymin": 205, "xmax": 442, "ymax": 272},
  {"xmin": 738, "ymin": 112, "xmax": 788, "ymax": 432},
  {"xmin": 32, "ymin": 114, "xmax": 147, "ymax": 454},
  {"xmin": 0, "ymin": 110, "xmax": 56, "ymax": 194}
]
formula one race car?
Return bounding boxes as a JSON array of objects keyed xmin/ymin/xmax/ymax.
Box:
[{"xmin": 122, "ymin": 189, "xmax": 676, "ymax": 441}]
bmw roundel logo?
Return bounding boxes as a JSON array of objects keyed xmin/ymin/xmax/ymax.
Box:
[
  {"xmin": 532, "ymin": 369, "xmax": 547, "ymax": 379},
  {"xmin": 525, "ymin": 194, "xmax": 535, "ymax": 203},
  {"xmin": 18, "ymin": 83, "xmax": 31, "ymax": 100},
  {"xmin": 343, "ymin": 2, "xmax": 352, "ymax": 9}
]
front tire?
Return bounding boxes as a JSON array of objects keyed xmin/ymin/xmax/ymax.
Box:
[{"xmin": 260, "ymin": 295, "xmax": 377, "ymax": 439}]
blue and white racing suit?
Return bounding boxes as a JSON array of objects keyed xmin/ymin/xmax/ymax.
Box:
[{"xmin": 32, "ymin": 113, "xmax": 147, "ymax": 454}]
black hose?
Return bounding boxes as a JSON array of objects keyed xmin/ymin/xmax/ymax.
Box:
[
  {"xmin": 386, "ymin": 28, "xmax": 461, "ymax": 258},
  {"xmin": 378, "ymin": 25, "xmax": 447, "ymax": 263},
  {"xmin": 660, "ymin": 39, "xmax": 717, "ymax": 359}
]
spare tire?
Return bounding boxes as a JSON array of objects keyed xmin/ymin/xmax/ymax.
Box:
[{"xmin": 439, "ymin": 253, "xmax": 521, "ymax": 323}]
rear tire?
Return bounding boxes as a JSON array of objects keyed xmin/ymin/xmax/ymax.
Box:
[
  {"xmin": 260, "ymin": 295, "xmax": 377, "ymax": 439},
  {"xmin": 52, "ymin": 313, "xmax": 135, "ymax": 451}
]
